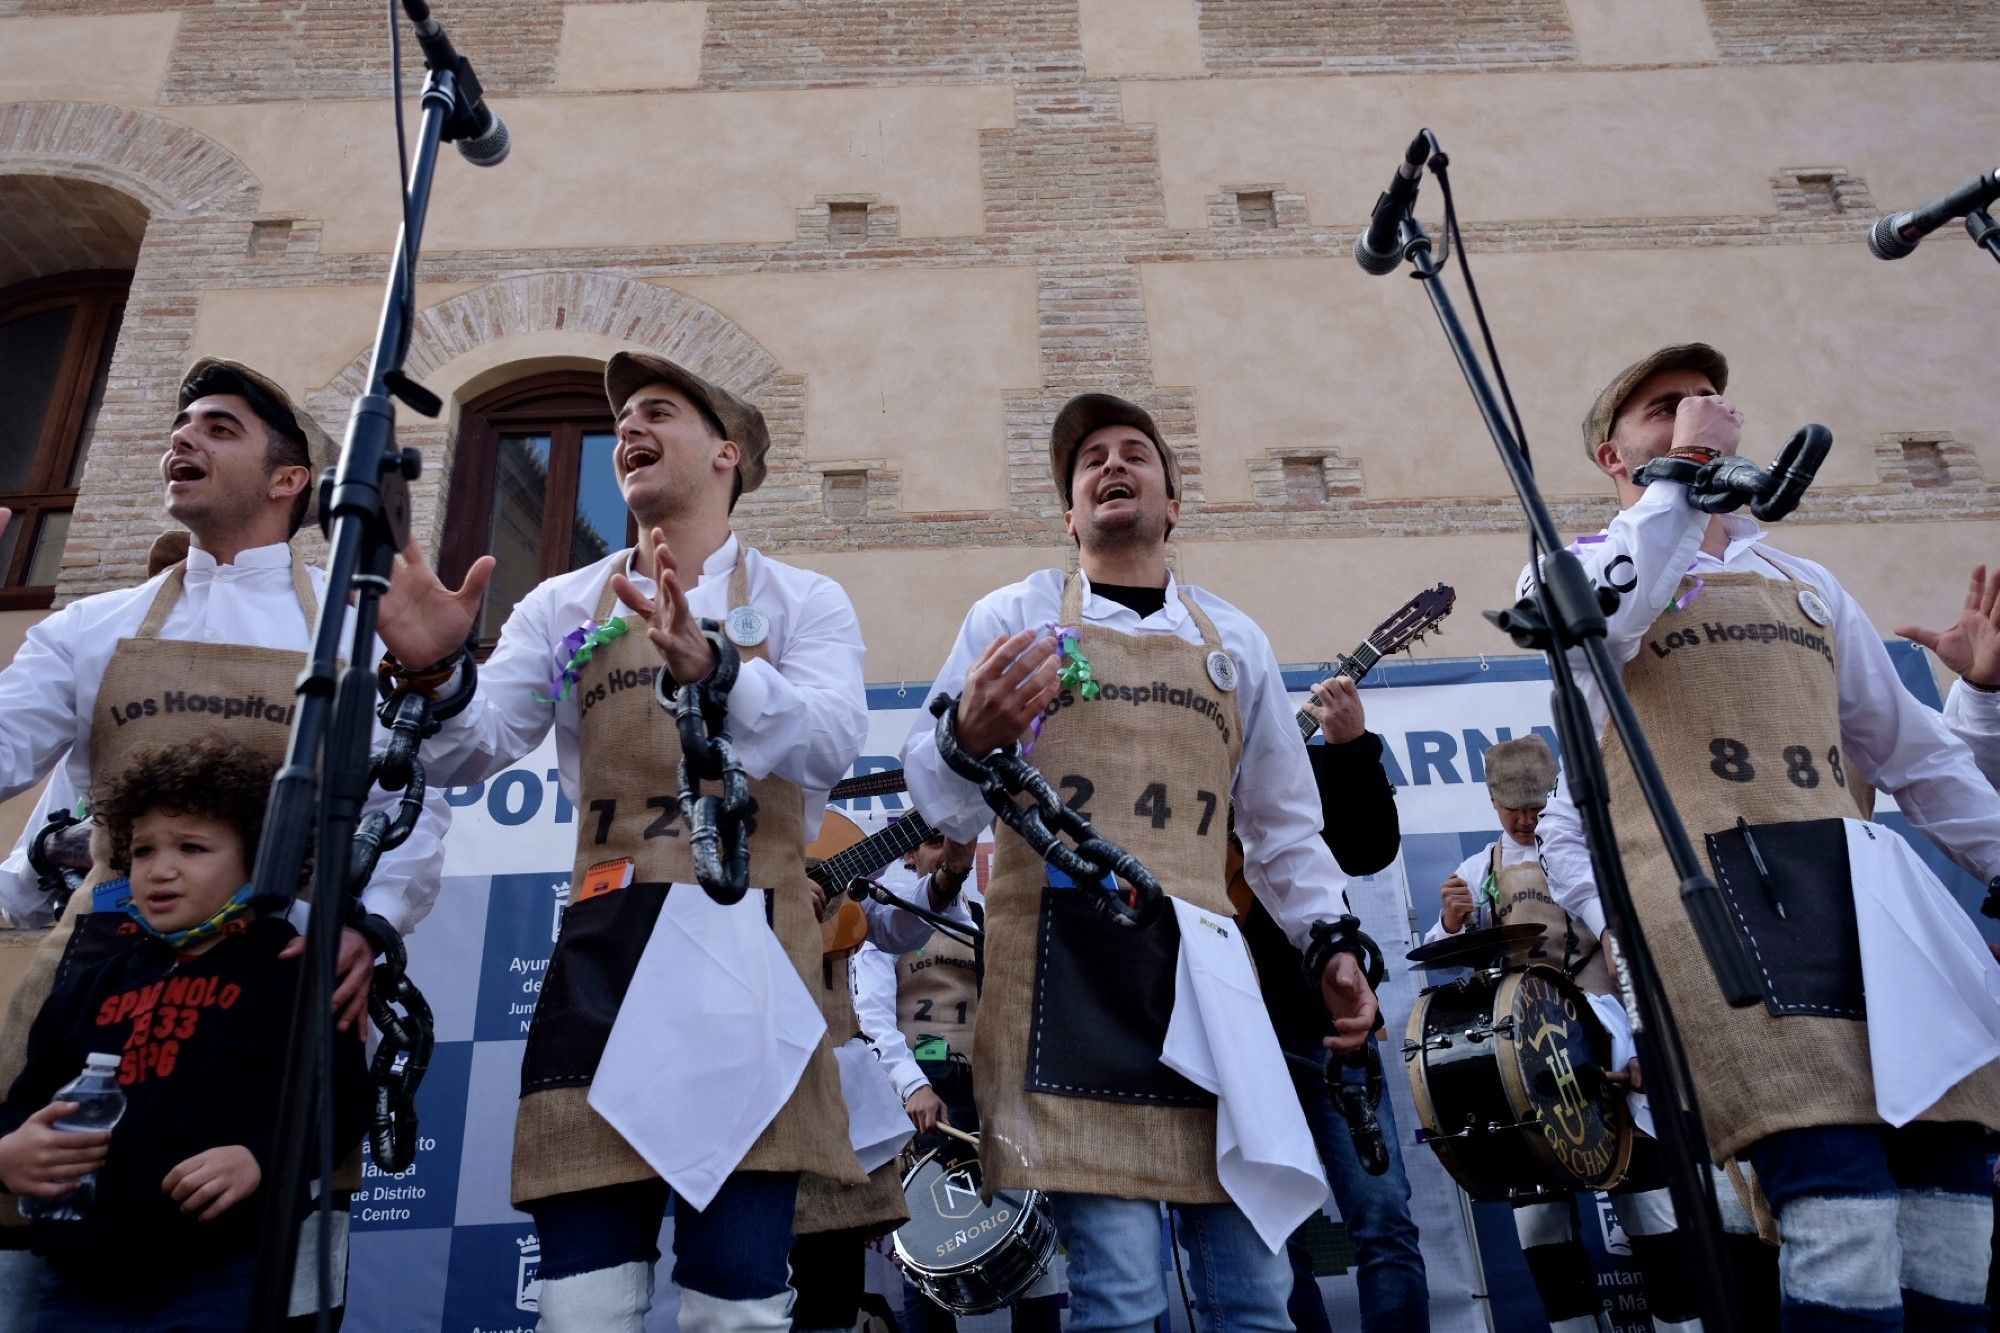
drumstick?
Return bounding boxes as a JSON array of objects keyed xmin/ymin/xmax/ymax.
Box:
[{"xmin": 934, "ymin": 1123, "xmax": 980, "ymax": 1148}]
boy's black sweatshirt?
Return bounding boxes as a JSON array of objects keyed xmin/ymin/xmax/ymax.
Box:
[{"xmin": 0, "ymin": 915, "xmax": 367, "ymax": 1293}]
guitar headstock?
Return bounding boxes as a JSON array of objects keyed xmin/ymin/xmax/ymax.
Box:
[{"xmin": 1368, "ymin": 582, "xmax": 1457, "ymax": 660}]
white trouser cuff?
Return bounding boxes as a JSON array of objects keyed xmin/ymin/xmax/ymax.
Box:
[
  {"xmin": 539, "ymin": 1260, "xmax": 654, "ymax": 1333},
  {"xmin": 678, "ymin": 1285, "xmax": 795, "ymax": 1333}
]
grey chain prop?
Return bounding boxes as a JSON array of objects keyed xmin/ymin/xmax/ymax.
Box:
[
  {"xmin": 927, "ymin": 692, "xmax": 1165, "ymax": 929},
  {"xmin": 351, "ymin": 655, "xmax": 475, "ymax": 1172},
  {"xmin": 655, "ymin": 622, "xmax": 758, "ymax": 905}
]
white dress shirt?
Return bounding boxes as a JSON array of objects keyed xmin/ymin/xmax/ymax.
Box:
[
  {"xmin": 421, "ymin": 535, "xmax": 867, "ymax": 843},
  {"xmin": 1421, "ymin": 834, "xmax": 1538, "ymax": 944},
  {"xmin": 0, "ymin": 542, "xmax": 448, "ymax": 934},
  {"xmin": 858, "ymin": 871, "xmax": 957, "ymax": 957},
  {"xmin": 0, "ymin": 767, "xmax": 77, "ymax": 928},
  {"xmin": 899, "ymin": 569, "xmax": 1351, "ymax": 949},
  {"xmin": 1944, "ymin": 680, "xmax": 2000, "ymax": 793},
  {"xmin": 1527, "ymin": 483, "xmax": 2000, "ymax": 935},
  {"xmin": 852, "ymin": 884, "xmax": 982, "ymax": 1102}
]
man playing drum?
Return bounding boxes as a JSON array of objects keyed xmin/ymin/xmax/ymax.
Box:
[
  {"xmin": 901, "ymin": 391, "xmax": 1382, "ymax": 1333},
  {"xmin": 1533, "ymin": 343, "xmax": 2000, "ymax": 1330},
  {"xmin": 1424, "ymin": 736, "xmax": 1695, "ymax": 1333},
  {"xmin": 375, "ymin": 351, "xmax": 869, "ymax": 1332}
]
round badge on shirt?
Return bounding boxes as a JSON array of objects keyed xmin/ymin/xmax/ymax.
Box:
[
  {"xmin": 1796, "ymin": 589, "xmax": 1833, "ymax": 628},
  {"xmin": 1206, "ymin": 650, "xmax": 1239, "ymax": 693},
  {"xmin": 726, "ymin": 605, "xmax": 770, "ymax": 648}
]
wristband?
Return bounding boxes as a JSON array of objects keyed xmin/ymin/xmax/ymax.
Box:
[{"xmin": 379, "ymin": 647, "xmax": 462, "ymax": 695}]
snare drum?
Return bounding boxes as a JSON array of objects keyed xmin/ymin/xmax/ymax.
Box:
[
  {"xmin": 1404, "ymin": 963, "xmax": 1631, "ymax": 1201},
  {"xmin": 892, "ymin": 1142, "xmax": 1056, "ymax": 1315}
]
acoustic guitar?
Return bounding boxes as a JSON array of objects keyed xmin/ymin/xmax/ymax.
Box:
[
  {"xmin": 1223, "ymin": 583, "xmax": 1457, "ymax": 914},
  {"xmin": 808, "ymin": 807, "xmax": 943, "ymax": 957}
]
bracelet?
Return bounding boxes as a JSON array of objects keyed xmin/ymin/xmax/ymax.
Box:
[
  {"xmin": 379, "ymin": 647, "xmax": 463, "ymax": 694},
  {"xmin": 1300, "ymin": 913, "xmax": 1386, "ymax": 991},
  {"xmin": 1668, "ymin": 445, "xmax": 1721, "ymax": 466}
]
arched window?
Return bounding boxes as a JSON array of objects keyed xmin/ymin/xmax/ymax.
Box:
[
  {"xmin": 442, "ymin": 371, "xmax": 633, "ymax": 652},
  {"xmin": 0, "ymin": 270, "xmax": 129, "ymax": 610}
]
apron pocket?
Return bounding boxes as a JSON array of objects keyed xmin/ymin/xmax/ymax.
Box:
[
  {"xmin": 1704, "ymin": 817, "xmax": 1863, "ymax": 1019},
  {"xmin": 1024, "ymin": 885, "xmax": 1215, "ymax": 1107}
]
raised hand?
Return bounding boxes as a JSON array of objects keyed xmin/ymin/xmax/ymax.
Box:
[
  {"xmin": 1439, "ymin": 874, "xmax": 1475, "ymax": 933},
  {"xmin": 378, "ymin": 537, "xmax": 492, "ymax": 669},
  {"xmin": 611, "ymin": 529, "xmax": 717, "ymax": 685},
  {"xmin": 1319, "ymin": 952, "xmax": 1380, "ymax": 1056},
  {"xmin": 1305, "ymin": 676, "xmax": 1367, "ymax": 745},
  {"xmin": 954, "ymin": 629, "xmax": 1060, "ymax": 754},
  {"xmin": 1673, "ymin": 393, "xmax": 1743, "ymax": 457},
  {"xmin": 1898, "ymin": 564, "xmax": 2000, "ymax": 687}
]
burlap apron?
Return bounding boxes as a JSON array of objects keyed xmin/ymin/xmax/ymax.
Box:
[
  {"xmin": 1601, "ymin": 570, "xmax": 2000, "ymax": 1160},
  {"xmin": 511, "ymin": 558, "xmax": 859, "ymax": 1208},
  {"xmin": 896, "ymin": 916, "xmax": 980, "ymax": 1060},
  {"xmin": 1488, "ymin": 845, "xmax": 1617, "ymax": 997},
  {"xmin": 794, "ymin": 950, "xmax": 908, "ymax": 1237},
  {"xmin": 976, "ymin": 575, "xmax": 1245, "ymax": 1202},
  {"xmin": 0, "ymin": 559, "xmax": 322, "ymax": 1226}
]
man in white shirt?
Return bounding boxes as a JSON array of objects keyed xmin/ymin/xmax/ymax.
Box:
[
  {"xmin": 901, "ymin": 392, "xmax": 1380, "ymax": 1333},
  {"xmin": 1531, "ymin": 343, "xmax": 2000, "ymax": 1330},
  {"xmin": 0, "ymin": 359, "xmax": 451, "ymax": 1324},
  {"xmin": 375, "ymin": 351, "xmax": 868, "ymax": 1333}
]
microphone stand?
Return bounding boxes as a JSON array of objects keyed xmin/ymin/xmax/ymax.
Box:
[
  {"xmin": 1969, "ymin": 207, "xmax": 2000, "ymax": 266},
  {"xmin": 1383, "ymin": 196, "xmax": 1759, "ymax": 1330},
  {"xmin": 246, "ymin": 55, "xmax": 475, "ymax": 1333}
]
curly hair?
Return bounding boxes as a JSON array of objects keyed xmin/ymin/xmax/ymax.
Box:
[{"xmin": 94, "ymin": 739, "xmax": 280, "ymax": 875}]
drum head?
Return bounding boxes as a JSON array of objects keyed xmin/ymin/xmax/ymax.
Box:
[
  {"xmin": 1492, "ymin": 966, "xmax": 1631, "ymax": 1191},
  {"xmin": 894, "ymin": 1147, "xmax": 1035, "ymax": 1275},
  {"xmin": 1406, "ymin": 922, "xmax": 1547, "ymax": 971}
]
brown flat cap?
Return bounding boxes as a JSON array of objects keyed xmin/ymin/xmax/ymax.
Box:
[
  {"xmin": 604, "ymin": 351, "xmax": 771, "ymax": 495},
  {"xmin": 180, "ymin": 357, "xmax": 338, "ymax": 526},
  {"xmin": 1485, "ymin": 735, "xmax": 1559, "ymax": 809},
  {"xmin": 1049, "ymin": 392, "xmax": 1181, "ymax": 506},
  {"xmin": 1581, "ymin": 342, "xmax": 1729, "ymax": 458}
]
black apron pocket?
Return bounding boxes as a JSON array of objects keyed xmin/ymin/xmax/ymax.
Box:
[
  {"xmin": 1704, "ymin": 817, "xmax": 1863, "ymax": 1019},
  {"xmin": 1024, "ymin": 883, "xmax": 1215, "ymax": 1107},
  {"xmin": 520, "ymin": 884, "xmax": 777, "ymax": 1092}
]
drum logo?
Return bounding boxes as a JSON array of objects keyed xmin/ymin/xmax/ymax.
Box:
[{"xmin": 931, "ymin": 1165, "xmax": 983, "ymax": 1220}]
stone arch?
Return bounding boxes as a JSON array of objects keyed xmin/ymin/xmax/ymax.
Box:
[
  {"xmin": 303, "ymin": 271, "xmax": 807, "ymax": 555},
  {"xmin": 0, "ymin": 101, "xmax": 261, "ymax": 218}
]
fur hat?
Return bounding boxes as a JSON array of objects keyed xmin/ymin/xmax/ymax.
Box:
[{"xmin": 1485, "ymin": 736, "xmax": 1558, "ymax": 809}]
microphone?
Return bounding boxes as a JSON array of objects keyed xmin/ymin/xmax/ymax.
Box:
[
  {"xmin": 403, "ymin": 0, "xmax": 511, "ymax": 167},
  {"xmin": 1354, "ymin": 130, "xmax": 1433, "ymax": 276},
  {"xmin": 1866, "ymin": 166, "xmax": 1999, "ymax": 260}
]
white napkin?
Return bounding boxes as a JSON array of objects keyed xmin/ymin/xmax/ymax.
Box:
[
  {"xmin": 588, "ymin": 885, "xmax": 827, "ymax": 1210},
  {"xmin": 1846, "ymin": 819, "xmax": 2000, "ymax": 1126},
  {"xmin": 1160, "ymin": 898, "xmax": 1328, "ymax": 1252},
  {"xmin": 836, "ymin": 1037, "xmax": 917, "ymax": 1172}
]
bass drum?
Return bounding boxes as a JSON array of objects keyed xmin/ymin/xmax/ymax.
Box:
[
  {"xmin": 892, "ymin": 1142, "xmax": 1056, "ymax": 1315},
  {"xmin": 1404, "ymin": 964, "xmax": 1631, "ymax": 1202}
]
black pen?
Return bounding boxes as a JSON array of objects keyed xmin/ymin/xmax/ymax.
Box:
[{"xmin": 1738, "ymin": 816, "xmax": 1784, "ymax": 919}]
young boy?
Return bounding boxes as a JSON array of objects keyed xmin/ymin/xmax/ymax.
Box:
[{"xmin": 0, "ymin": 738, "xmax": 366, "ymax": 1330}]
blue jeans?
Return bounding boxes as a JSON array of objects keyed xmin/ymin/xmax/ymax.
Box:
[
  {"xmin": 1048, "ymin": 1192, "xmax": 1290, "ymax": 1333},
  {"xmin": 527, "ymin": 1171, "xmax": 799, "ymax": 1301},
  {"xmin": 36, "ymin": 1253, "xmax": 257, "ymax": 1331},
  {"xmin": 1746, "ymin": 1122, "xmax": 1991, "ymax": 1332},
  {"xmin": 1289, "ymin": 1043, "xmax": 1430, "ymax": 1333}
]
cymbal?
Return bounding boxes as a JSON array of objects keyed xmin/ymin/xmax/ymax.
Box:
[{"xmin": 1405, "ymin": 921, "xmax": 1548, "ymax": 970}]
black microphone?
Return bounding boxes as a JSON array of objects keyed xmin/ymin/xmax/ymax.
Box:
[
  {"xmin": 1867, "ymin": 166, "xmax": 1999, "ymax": 260},
  {"xmin": 1354, "ymin": 130, "xmax": 1432, "ymax": 276},
  {"xmin": 403, "ymin": 0, "xmax": 511, "ymax": 167}
]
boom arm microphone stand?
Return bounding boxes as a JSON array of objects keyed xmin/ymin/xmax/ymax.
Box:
[
  {"xmin": 248, "ymin": 10, "xmax": 495, "ymax": 1326},
  {"xmin": 1366, "ymin": 132, "xmax": 1761, "ymax": 1333}
]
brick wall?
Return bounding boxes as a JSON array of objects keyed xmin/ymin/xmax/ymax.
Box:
[
  {"xmin": 1195, "ymin": 0, "xmax": 1578, "ymax": 73},
  {"xmin": 1705, "ymin": 0, "xmax": 2000, "ymax": 62}
]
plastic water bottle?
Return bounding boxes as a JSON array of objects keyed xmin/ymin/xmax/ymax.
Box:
[{"xmin": 20, "ymin": 1052, "xmax": 125, "ymax": 1223}]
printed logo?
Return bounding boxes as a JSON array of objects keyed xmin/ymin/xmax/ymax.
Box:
[
  {"xmin": 930, "ymin": 1164, "xmax": 983, "ymax": 1220},
  {"xmin": 516, "ymin": 1234, "xmax": 541, "ymax": 1313},
  {"xmin": 1797, "ymin": 588, "xmax": 1832, "ymax": 627},
  {"xmin": 726, "ymin": 605, "xmax": 770, "ymax": 648},
  {"xmin": 1205, "ymin": 650, "xmax": 1239, "ymax": 693}
]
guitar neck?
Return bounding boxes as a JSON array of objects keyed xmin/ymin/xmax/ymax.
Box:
[
  {"xmin": 810, "ymin": 810, "xmax": 941, "ymax": 890},
  {"xmin": 1293, "ymin": 641, "xmax": 1383, "ymax": 741}
]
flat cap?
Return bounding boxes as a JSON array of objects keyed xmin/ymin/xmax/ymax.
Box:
[
  {"xmin": 1485, "ymin": 735, "xmax": 1559, "ymax": 810},
  {"xmin": 1581, "ymin": 343, "xmax": 1729, "ymax": 458},
  {"xmin": 605, "ymin": 351, "xmax": 771, "ymax": 495},
  {"xmin": 179, "ymin": 357, "xmax": 337, "ymax": 526},
  {"xmin": 1048, "ymin": 392, "xmax": 1180, "ymax": 506}
]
